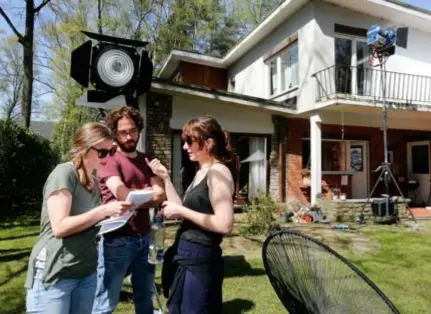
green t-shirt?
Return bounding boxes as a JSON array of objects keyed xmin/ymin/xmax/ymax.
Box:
[{"xmin": 25, "ymin": 162, "xmax": 100, "ymax": 288}]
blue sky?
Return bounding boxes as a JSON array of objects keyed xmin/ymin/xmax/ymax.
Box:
[
  {"xmin": 1, "ymin": 0, "xmax": 430, "ymax": 37},
  {"xmin": 402, "ymin": 0, "xmax": 431, "ymax": 10}
]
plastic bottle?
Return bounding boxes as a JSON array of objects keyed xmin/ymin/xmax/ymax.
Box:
[{"xmin": 148, "ymin": 214, "xmax": 165, "ymax": 264}]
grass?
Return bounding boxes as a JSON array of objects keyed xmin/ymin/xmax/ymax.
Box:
[{"xmin": 1, "ymin": 213, "xmax": 431, "ymax": 313}]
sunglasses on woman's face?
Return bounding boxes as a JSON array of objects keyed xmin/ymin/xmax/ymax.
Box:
[
  {"xmin": 91, "ymin": 145, "xmax": 117, "ymax": 159},
  {"xmin": 185, "ymin": 137, "xmax": 193, "ymax": 146}
]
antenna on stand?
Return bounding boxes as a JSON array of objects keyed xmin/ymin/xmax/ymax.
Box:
[{"xmin": 360, "ymin": 25, "xmax": 418, "ymax": 229}]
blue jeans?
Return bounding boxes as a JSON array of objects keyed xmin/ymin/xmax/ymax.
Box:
[
  {"xmin": 26, "ymin": 268, "xmax": 97, "ymax": 314},
  {"xmin": 92, "ymin": 234, "xmax": 155, "ymax": 314}
]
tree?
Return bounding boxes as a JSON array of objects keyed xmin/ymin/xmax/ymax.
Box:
[
  {"xmin": 0, "ymin": 37, "xmax": 23, "ymax": 121},
  {"xmin": 0, "ymin": 0, "xmax": 51, "ymax": 128}
]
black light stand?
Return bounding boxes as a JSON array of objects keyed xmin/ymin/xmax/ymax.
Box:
[{"xmin": 361, "ymin": 47, "xmax": 418, "ymax": 227}]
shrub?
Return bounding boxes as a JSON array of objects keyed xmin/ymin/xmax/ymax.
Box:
[
  {"xmin": 240, "ymin": 191, "xmax": 280, "ymax": 235},
  {"xmin": 0, "ymin": 120, "xmax": 58, "ymax": 214}
]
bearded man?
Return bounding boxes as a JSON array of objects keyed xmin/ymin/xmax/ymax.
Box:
[{"xmin": 92, "ymin": 106, "xmax": 165, "ymax": 314}]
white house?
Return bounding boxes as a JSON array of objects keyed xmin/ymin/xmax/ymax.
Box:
[{"xmin": 91, "ymin": 0, "xmax": 431, "ymax": 207}]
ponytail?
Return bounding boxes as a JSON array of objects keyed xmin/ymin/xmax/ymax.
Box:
[
  {"xmin": 221, "ymin": 129, "xmax": 233, "ymax": 164},
  {"xmin": 69, "ymin": 149, "xmax": 93, "ymax": 193}
]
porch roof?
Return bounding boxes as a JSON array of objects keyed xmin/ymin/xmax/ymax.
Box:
[
  {"xmin": 151, "ymin": 78, "xmax": 297, "ymax": 114},
  {"xmin": 302, "ymin": 103, "xmax": 431, "ymax": 132}
]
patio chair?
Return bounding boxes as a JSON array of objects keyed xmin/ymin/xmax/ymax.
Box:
[{"xmin": 262, "ymin": 230, "xmax": 400, "ymax": 314}]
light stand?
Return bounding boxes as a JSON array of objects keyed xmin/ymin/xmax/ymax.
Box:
[{"xmin": 360, "ymin": 26, "xmax": 418, "ymax": 227}]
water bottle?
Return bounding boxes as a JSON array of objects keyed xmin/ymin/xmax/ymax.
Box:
[
  {"xmin": 148, "ymin": 213, "xmax": 165, "ymax": 265},
  {"xmin": 334, "ymin": 224, "xmax": 349, "ymax": 230}
]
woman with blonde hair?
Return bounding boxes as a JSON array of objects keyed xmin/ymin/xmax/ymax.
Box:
[
  {"xmin": 147, "ymin": 115, "xmax": 234, "ymax": 314},
  {"xmin": 25, "ymin": 122, "xmax": 132, "ymax": 314}
]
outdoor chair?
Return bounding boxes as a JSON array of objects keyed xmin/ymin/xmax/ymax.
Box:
[{"xmin": 262, "ymin": 229, "xmax": 400, "ymax": 314}]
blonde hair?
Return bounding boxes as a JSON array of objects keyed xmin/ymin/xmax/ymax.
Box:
[{"xmin": 68, "ymin": 122, "xmax": 113, "ymax": 192}]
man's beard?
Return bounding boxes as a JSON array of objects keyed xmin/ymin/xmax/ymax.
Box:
[{"xmin": 117, "ymin": 139, "xmax": 138, "ymax": 153}]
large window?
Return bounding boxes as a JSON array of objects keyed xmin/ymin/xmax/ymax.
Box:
[
  {"xmin": 335, "ymin": 36, "xmax": 372, "ymax": 95},
  {"xmin": 302, "ymin": 139, "xmax": 349, "ymax": 173},
  {"xmin": 267, "ymin": 41, "xmax": 299, "ymax": 97}
]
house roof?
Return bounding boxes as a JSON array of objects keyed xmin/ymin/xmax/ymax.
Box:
[
  {"xmin": 151, "ymin": 78, "xmax": 297, "ymax": 114},
  {"xmin": 158, "ymin": 0, "xmax": 431, "ymax": 79},
  {"xmin": 30, "ymin": 120, "xmax": 56, "ymax": 140}
]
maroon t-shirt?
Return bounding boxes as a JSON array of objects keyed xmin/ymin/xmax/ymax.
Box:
[{"xmin": 98, "ymin": 151, "xmax": 155, "ymax": 236}]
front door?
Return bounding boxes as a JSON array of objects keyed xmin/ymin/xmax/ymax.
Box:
[
  {"xmin": 350, "ymin": 141, "xmax": 369, "ymax": 198},
  {"xmin": 407, "ymin": 141, "xmax": 430, "ymax": 204}
]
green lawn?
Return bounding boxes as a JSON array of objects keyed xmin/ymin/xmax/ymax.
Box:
[{"xmin": 1, "ymin": 214, "xmax": 430, "ymax": 313}]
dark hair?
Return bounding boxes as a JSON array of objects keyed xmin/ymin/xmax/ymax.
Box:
[
  {"xmin": 182, "ymin": 115, "xmax": 233, "ymax": 163},
  {"xmin": 104, "ymin": 106, "xmax": 144, "ymax": 134},
  {"xmin": 68, "ymin": 122, "xmax": 113, "ymax": 192}
]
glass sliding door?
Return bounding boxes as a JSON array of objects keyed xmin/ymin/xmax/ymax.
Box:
[
  {"xmin": 356, "ymin": 41, "xmax": 372, "ymax": 96},
  {"xmin": 335, "ymin": 37, "xmax": 352, "ymax": 94},
  {"xmin": 335, "ymin": 37, "xmax": 372, "ymax": 96},
  {"xmin": 247, "ymin": 137, "xmax": 267, "ymax": 199}
]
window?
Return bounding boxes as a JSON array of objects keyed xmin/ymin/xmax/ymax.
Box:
[
  {"xmin": 173, "ymin": 71, "xmax": 182, "ymax": 82},
  {"xmin": 350, "ymin": 145, "xmax": 363, "ymax": 171},
  {"xmin": 270, "ymin": 60, "xmax": 278, "ymax": 95},
  {"xmin": 302, "ymin": 139, "xmax": 349, "ymax": 173},
  {"xmin": 411, "ymin": 145, "xmax": 429, "ymax": 174},
  {"xmin": 267, "ymin": 41, "xmax": 299, "ymax": 96},
  {"xmin": 334, "ymin": 36, "xmax": 372, "ymax": 95}
]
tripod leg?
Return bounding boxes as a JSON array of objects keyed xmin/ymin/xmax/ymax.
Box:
[
  {"xmin": 153, "ymin": 282, "xmax": 165, "ymax": 314},
  {"xmin": 361, "ymin": 169, "xmax": 386, "ymax": 219},
  {"xmin": 386, "ymin": 168, "xmax": 418, "ymax": 225}
]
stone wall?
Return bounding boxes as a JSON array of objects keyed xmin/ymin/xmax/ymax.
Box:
[
  {"xmin": 316, "ymin": 198, "xmax": 409, "ymax": 222},
  {"xmin": 145, "ymin": 92, "xmax": 173, "ymax": 172}
]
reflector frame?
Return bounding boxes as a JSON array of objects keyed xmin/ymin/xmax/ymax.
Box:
[{"xmin": 70, "ymin": 40, "xmax": 92, "ymax": 88}]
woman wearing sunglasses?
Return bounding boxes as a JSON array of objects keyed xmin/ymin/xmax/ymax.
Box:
[
  {"xmin": 25, "ymin": 122, "xmax": 133, "ymax": 314},
  {"xmin": 147, "ymin": 115, "xmax": 234, "ymax": 314}
]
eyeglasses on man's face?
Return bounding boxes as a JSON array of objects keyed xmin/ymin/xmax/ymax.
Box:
[{"xmin": 117, "ymin": 128, "xmax": 138, "ymax": 138}]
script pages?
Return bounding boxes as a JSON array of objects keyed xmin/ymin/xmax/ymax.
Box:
[{"xmin": 97, "ymin": 189, "xmax": 155, "ymax": 235}]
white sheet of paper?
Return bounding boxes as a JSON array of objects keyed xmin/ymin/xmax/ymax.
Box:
[
  {"xmin": 96, "ymin": 189, "xmax": 155, "ymax": 235},
  {"xmin": 341, "ymin": 175, "xmax": 348, "ymax": 186}
]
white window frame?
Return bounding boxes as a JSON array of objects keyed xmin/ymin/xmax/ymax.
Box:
[
  {"xmin": 334, "ymin": 34, "xmax": 371, "ymax": 95},
  {"xmin": 266, "ymin": 40, "xmax": 299, "ymax": 98}
]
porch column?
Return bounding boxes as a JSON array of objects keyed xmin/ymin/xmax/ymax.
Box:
[{"xmin": 310, "ymin": 113, "xmax": 322, "ymax": 205}]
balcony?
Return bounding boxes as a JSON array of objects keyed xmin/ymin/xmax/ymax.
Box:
[{"xmin": 313, "ymin": 65, "xmax": 431, "ymax": 108}]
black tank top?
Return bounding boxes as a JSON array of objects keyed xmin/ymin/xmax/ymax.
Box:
[{"xmin": 177, "ymin": 171, "xmax": 223, "ymax": 247}]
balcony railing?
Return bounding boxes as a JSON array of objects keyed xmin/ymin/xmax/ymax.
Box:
[{"xmin": 313, "ymin": 65, "xmax": 431, "ymax": 105}]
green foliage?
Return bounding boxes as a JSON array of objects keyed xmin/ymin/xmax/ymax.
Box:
[
  {"xmin": 240, "ymin": 191, "xmax": 280, "ymax": 235},
  {"xmin": 0, "ymin": 120, "xmax": 58, "ymax": 213},
  {"xmin": 51, "ymin": 104, "xmax": 101, "ymax": 161}
]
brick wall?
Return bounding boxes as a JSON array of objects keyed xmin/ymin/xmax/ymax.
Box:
[
  {"xmin": 286, "ymin": 117, "xmax": 430, "ymax": 204},
  {"xmin": 269, "ymin": 115, "xmax": 288, "ymax": 202},
  {"xmin": 145, "ymin": 92, "xmax": 173, "ymax": 172}
]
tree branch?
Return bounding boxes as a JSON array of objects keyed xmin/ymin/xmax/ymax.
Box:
[
  {"xmin": 34, "ymin": 0, "xmax": 51, "ymax": 13},
  {"xmin": 0, "ymin": 7, "xmax": 23, "ymax": 41}
]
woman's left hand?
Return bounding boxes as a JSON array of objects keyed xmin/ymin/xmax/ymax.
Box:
[{"xmin": 161, "ymin": 201, "xmax": 183, "ymax": 220}]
